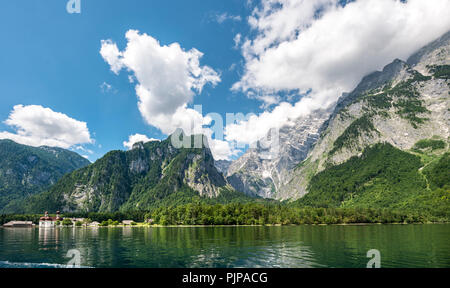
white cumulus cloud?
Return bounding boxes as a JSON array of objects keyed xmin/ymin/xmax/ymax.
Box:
[
  {"xmin": 100, "ymin": 30, "xmax": 220, "ymax": 134},
  {"xmin": 209, "ymin": 138, "xmax": 241, "ymax": 160},
  {"xmin": 227, "ymin": 0, "xmax": 450, "ymax": 144},
  {"xmin": 123, "ymin": 133, "xmax": 160, "ymax": 150},
  {"xmin": 215, "ymin": 12, "xmax": 242, "ymax": 24},
  {"xmin": 100, "ymin": 82, "xmax": 116, "ymax": 94},
  {"xmin": 101, "ymin": 30, "xmax": 237, "ymax": 160},
  {"xmin": 0, "ymin": 105, "xmax": 93, "ymax": 149},
  {"xmin": 233, "ymin": 33, "xmax": 242, "ymax": 49}
]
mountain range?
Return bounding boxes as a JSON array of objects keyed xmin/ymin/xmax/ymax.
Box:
[
  {"xmin": 0, "ymin": 139, "xmax": 90, "ymax": 212},
  {"xmin": 0, "ymin": 31, "xmax": 448, "ymax": 215},
  {"xmin": 226, "ymin": 30, "xmax": 450, "ymax": 207},
  {"xmin": 2, "ymin": 134, "xmax": 255, "ymax": 213}
]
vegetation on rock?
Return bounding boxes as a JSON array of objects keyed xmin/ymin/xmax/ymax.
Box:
[
  {"xmin": 296, "ymin": 143, "xmax": 449, "ymax": 220},
  {"xmin": 0, "ymin": 140, "xmax": 90, "ymax": 212}
]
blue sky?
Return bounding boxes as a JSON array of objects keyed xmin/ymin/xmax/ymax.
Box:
[
  {"xmin": 0, "ymin": 0, "xmax": 255, "ymax": 160},
  {"xmin": 1, "ymin": 0, "xmax": 449, "ymax": 161}
]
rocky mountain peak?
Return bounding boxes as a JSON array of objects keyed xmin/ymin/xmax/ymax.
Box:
[
  {"xmin": 279, "ymin": 30, "xmax": 450, "ymax": 200},
  {"xmin": 226, "ymin": 30, "xmax": 449, "ymax": 201},
  {"xmin": 227, "ymin": 107, "xmax": 334, "ymax": 199},
  {"xmin": 8, "ymin": 132, "xmax": 235, "ymax": 213}
]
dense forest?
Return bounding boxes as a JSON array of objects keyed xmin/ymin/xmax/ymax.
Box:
[
  {"xmin": 144, "ymin": 204, "xmax": 442, "ymax": 225},
  {"xmin": 296, "ymin": 143, "xmax": 449, "ymax": 219},
  {"xmin": 1, "ymin": 204, "xmax": 443, "ymax": 226},
  {"xmin": 1, "ymin": 142, "xmax": 448, "ymax": 226}
]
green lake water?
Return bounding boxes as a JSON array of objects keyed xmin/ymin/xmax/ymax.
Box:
[{"xmin": 0, "ymin": 224, "xmax": 449, "ymax": 268}]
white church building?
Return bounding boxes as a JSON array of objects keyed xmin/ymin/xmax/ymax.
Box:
[{"xmin": 39, "ymin": 211, "xmax": 63, "ymax": 228}]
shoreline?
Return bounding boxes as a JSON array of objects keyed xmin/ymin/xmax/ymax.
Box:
[{"xmin": 2, "ymin": 222, "xmax": 449, "ymax": 229}]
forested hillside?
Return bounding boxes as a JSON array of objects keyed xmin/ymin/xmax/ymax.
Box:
[
  {"xmin": 0, "ymin": 139, "xmax": 90, "ymax": 212},
  {"xmin": 5, "ymin": 135, "xmax": 253, "ymax": 213},
  {"xmin": 296, "ymin": 143, "xmax": 449, "ymax": 219}
]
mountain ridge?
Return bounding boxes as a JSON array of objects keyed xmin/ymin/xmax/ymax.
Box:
[
  {"xmin": 0, "ymin": 139, "xmax": 91, "ymax": 211},
  {"xmin": 5, "ymin": 133, "xmax": 253, "ymax": 213},
  {"xmin": 1, "ymin": 32, "xmax": 448, "ymax": 215},
  {"xmin": 227, "ymin": 30, "xmax": 449, "ymax": 206},
  {"xmin": 280, "ymin": 30, "xmax": 449, "ymax": 202}
]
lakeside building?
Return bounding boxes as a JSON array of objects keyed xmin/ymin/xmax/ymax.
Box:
[
  {"xmin": 122, "ymin": 220, "xmax": 134, "ymax": 225},
  {"xmin": 70, "ymin": 218, "xmax": 85, "ymax": 223},
  {"xmin": 3, "ymin": 221, "xmax": 34, "ymax": 228},
  {"xmin": 39, "ymin": 211, "xmax": 63, "ymax": 228},
  {"xmin": 89, "ymin": 221, "xmax": 100, "ymax": 227}
]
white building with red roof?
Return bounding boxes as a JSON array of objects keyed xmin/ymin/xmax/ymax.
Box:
[{"xmin": 39, "ymin": 211, "xmax": 63, "ymax": 228}]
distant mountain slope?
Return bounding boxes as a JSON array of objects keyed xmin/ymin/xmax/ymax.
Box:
[
  {"xmin": 214, "ymin": 160, "xmax": 232, "ymax": 175},
  {"xmin": 282, "ymin": 31, "xmax": 449, "ymax": 200},
  {"xmin": 4, "ymin": 32, "xmax": 448, "ymax": 215},
  {"xmin": 8, "ymin": 134, "xmax": 252, "ymax": 213},
  {"xmin": 0, "ymin": 139, "xmax": 90, "ymax": 211},
  {"xmin": 295, "ymin": 143, "xmax": 449, "ymax": 218},
  {"xmin": 268, "ymin": 31, "xmax": 450, "ymax": 217},
  {"xmin": 225, "ymin": 30, "xmax": 449, "ymax": 214},
  {"xmin": 227, "ymin": 107, "xmax": 333, "ymax": 199}
]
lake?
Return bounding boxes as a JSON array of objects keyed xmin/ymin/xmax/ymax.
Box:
[{"xmin": 0, "ymin": 224, "xmax": 449, "ymax": 268}]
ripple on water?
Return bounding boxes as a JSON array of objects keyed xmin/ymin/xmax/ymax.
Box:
[{"xmin": 0, "ymin": 225, "xmax": 449, "ymax": 268}]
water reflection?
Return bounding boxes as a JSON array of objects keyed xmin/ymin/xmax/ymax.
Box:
[
  {"xmin": 0, "ymin": 225, "xmax": 449, "ymax": 268},
  {"xmin": 39, "ymin": 227, "xmax": 61, "ymax": 247}
]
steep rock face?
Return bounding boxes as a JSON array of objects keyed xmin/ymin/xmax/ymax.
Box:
[
  {"xmin": 281, "ymin": 31, "xmax": 450, "ymax": 199},
  {"xmin": 0, "ymin": 140, "xmax": 90, "ymax": 211},
  {"xmin": 184, "ymin": 150, "xmax": 227, "ymax": 198},
  {"xmin": 227, "ymin": 108, "xmax": 333, "ymax": 199},
  {"xmin": 12, "ymin": 134, "xmax": 234, "ymax": 213},
  {"xmin": 214, "ymin": 160, "xmax": 232, "ymax": 175}
]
